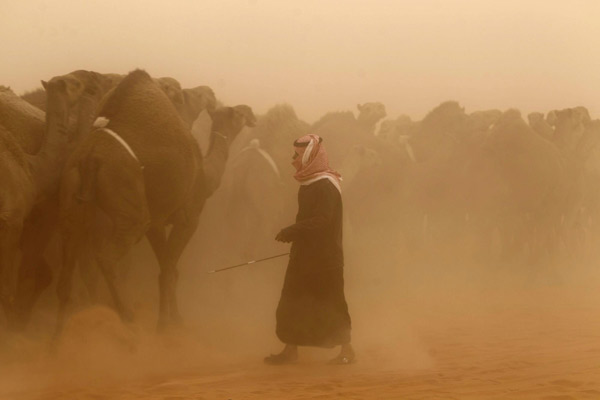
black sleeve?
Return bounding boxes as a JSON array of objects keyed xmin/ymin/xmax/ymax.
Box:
[{"xmin": 280, "ymin": 181, "xmax": 336, "ymax": 241}]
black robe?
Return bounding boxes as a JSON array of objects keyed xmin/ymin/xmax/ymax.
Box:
[{"xmin": 276, "ymin": 178, "xmax": 351, "ymax": 347}]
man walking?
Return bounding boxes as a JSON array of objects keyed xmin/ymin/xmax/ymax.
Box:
[{"xmin": 265, "ymin": 134, "xmax": 354, "ymax": 365}]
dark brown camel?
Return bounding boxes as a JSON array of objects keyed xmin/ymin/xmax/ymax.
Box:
[
  {"xmin": 8, "ymin": 71, "xmax": 121, "ymax": 330},
  {"xmin": 0, "ymin": 84, "xmax": 70, "ymax": 323}
]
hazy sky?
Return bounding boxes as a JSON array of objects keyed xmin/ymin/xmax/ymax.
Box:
[{"xmin": 2, "ymin": 0, "xmax": 599, "ymax": 122}]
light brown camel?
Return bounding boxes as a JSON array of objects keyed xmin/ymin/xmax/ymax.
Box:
[
  {"xmin": 547, "ymin": 107, "xmax": 600, "ymax": 260},
  {"xmin": 484, "ymin": 109, "xmax": 567, "ymax": 267},
  {"xmin": 57, "ymin": 69, "xmax": 255, "ymax": 333},
  {"xmin": 224, "ymin": 138, "xmax": 286, "ymax": 260},
  {"xmin": 528, "ymin": 112, "xmax": 554, "ymax": 141},
  {"xmin": 311, "ymin": 102, "xmax": 387, "ymax": 166}
]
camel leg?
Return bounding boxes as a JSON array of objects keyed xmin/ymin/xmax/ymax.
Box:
[
  {"xmin": 96, "ymin": 255, "xmax": 133, "ymax": 322},
  {"xmin": 12, "ymin": 216, "xmax": 56, "ymax": 330},
  {"xmin": 0, "ymin": 230, "xmax": 16, "ymax": 322},
  {"xmin": 55, "ymin": 235, "xmax": 79, "ymax": 338},
  {"xmin": 163, "ymin": 218, "xmax": 200, "ymax": 325},
  {"xmin": 95, "ymin": 212, "xmax": 147, "ymax": 323},
  {"xmin": 148, "ymin": 217, "xmax": 199, "ymax": 331},
  {"xmin": 77, "ymin": 239, "xmax": 100, "ymax": 303},
  {"xmin": 146, "ymin": 225, "xmax": 170, "ymax": 330}
]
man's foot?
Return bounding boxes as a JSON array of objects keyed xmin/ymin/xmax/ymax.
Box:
[
  {"xmin": 264, "ymin": 345, "xmax": 298, "ymax": 365},
  {"xmin": 328, "ymin": 344, "xmax": 355, "ymax": 365}
]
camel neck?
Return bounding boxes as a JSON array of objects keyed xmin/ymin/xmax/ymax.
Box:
[
  {"xmin": 28, "ymin": 100, "xmax": 72, "ymax": 201},
  {"xmin": 203, "ymin": 131, "xmax": 231, "ymax": 197}
]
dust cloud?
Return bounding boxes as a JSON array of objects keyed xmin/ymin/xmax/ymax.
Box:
[{"xmin": 2, "ymin": 1, "xmax": 600, "ymax": 399}]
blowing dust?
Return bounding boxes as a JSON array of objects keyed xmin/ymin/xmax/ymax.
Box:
[
  {"xmin": 3, "ymin": 101, "xmax": 600, "ymax": 399},
  {"xmin": 3, "ymin": 107, "xmax": 600, "ymax": 399}
]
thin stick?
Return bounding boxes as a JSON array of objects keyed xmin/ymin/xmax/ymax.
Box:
[{"xmin": 207, "ymin": 252, "xmax": 290, "ymax": 274}]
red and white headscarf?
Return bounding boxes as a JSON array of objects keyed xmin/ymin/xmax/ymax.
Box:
[{"xmin": 292, "ymin": 134, "xmax": 342, "ymax": 193}]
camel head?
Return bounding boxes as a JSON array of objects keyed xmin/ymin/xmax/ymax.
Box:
[
  {"xmin": 422, "ymin": 101, "xmax": 468, "ymax": 135},
  {"xmin": 209, "ymin": 104, "xmax": 256, "ymax": 143},
  {"xmin": 42, "ymin": 70, "xmax": 109, "ymax": 141},
  {"xmin": 357, "ymin": 102, "xmax": 387, "ymax": 127},
  {"xmin": 181, "ymin": 86, "xmax": 217, "ymax": 127},
  {"xmin": 527, "ymin": 112, "xmax": 544, "ymax": 126},
  {"xmin": 546, "ymin": 110, "xmax": 558, "ymax": 127},
  {"xmin": 469, "ymin": 109, "xmax": 502, "ymax": 133},
  {"xmin": 377, "ymin": 120, "xmax": 398, "ymax": 142},
  {"xmin": 484, "ymin": 109, "xmax": 530, "ymax": 158},
  {"xmin": 377, "ymin": 115, "xmax": 414, "ymax": 143},
  {"xmin": 552, "ymin": 107, "xmax": 591, "ymax": 150},
  {"xmin": 155, "ymin": 77, "xmax": 185, "ymax": 109}
]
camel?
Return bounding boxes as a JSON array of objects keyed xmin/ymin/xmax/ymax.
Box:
[
  {"xmin": 0, "ymin": 86, "xmax": 46, "ymax": 154},
  {"xmin": 8, "ymin": 70, "xmax": 124, "ymax": 329},
  {"xmin": 528, "ymin": 112, "xmax": 554, "ymax": 141},
  {"xmin": 10, "ymin": 72, "xmax": 216, "ymax": 330},
  {"xmin": 0, "ymin": 124, "xmax": 35, "ymax": 321},
  {"xmin": 229, "ymin": 104, "xmax": 310, "ymax": 228},
  {"xmin": 311, "ymin": 102, "xmax": 386, "ymax": 166},
  {"xmin": 153, "ymin": 77, "xmax": 216, "ymax": 128},
  {"xmin": 223, "ymin": 138, "xmax": 286, "ymax": 260},
  {"xmin": 56, "ymin": 69, "xmax": 255, "ymax": 333},
  {"xmin": 377, "ymin": 115, "xmax": 418, "ymax": 146},
  {"xmin": 546, "ymin": 108, "xmax": 600, "ymax": 260},
  {"xmin": 21, "ymin": 87, "xmax": 48, "ymax": 112},
  {"xmin": 482, "ymin": 110, "xmax": 567, "ymax": 267},
  {"xmin": 0, "ymin": 85, "xmax": 68, "ymax": 323}
]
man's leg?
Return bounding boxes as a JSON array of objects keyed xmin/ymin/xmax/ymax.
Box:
[
  {"xmin": 329, "ymin": 343, "xmax": 355, "ymax": 364},
  {"xmin": 264, "ymin": 344, "xmax": 298, "ymax": 365}
]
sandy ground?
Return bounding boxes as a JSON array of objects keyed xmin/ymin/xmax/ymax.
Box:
[{"xmin": 1, "ymin": 279, "xmax": 599, "ymax": 400}]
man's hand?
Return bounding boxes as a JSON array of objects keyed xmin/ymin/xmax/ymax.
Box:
[{"xmin": 275, "ymin": 228, "xmax": 293, "ymax": 243}]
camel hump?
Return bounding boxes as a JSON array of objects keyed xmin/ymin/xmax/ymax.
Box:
[{"xmin": 98, "ymin": 69, "xmax": 155, "ymax": 120}]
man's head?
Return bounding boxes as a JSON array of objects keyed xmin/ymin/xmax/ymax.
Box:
[{"xmin": 292, "ymin": 135, "xmax": 323, "ymax": 172}]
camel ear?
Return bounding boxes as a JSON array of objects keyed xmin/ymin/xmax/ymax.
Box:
[
  {"xmin": 41, "ymin": 80, "xmax": 48, "ymax": 90},
  {"xmin": 357, "ymin": 104, "xmax": 363, "ymax": 112}
]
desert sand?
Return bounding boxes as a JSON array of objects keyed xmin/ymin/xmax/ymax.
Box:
[{"xmin": 2, "ymin": 265, "xmax": 599, "ymax": 400}]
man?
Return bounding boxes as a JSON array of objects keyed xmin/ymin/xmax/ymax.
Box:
[{"xmin": 265, "ymin": 134, "xmax": 354, "ymax": 365}]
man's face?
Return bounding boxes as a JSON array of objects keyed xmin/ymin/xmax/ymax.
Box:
[{"xmin": 292, "ymin": 149, "xmax": 303, "ymax": 172}]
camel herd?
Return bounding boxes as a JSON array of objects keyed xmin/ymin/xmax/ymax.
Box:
[
  {"xmin": 0, "ymin": 69, "xmax": 255, "ymax": 335},
  {"xmin": 1, "ymin": 67, "xmax": 599, "ymax": 337},
  {"xmin": 229, "ymin": 99, "xmax": 600, "ymax": 279}
]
